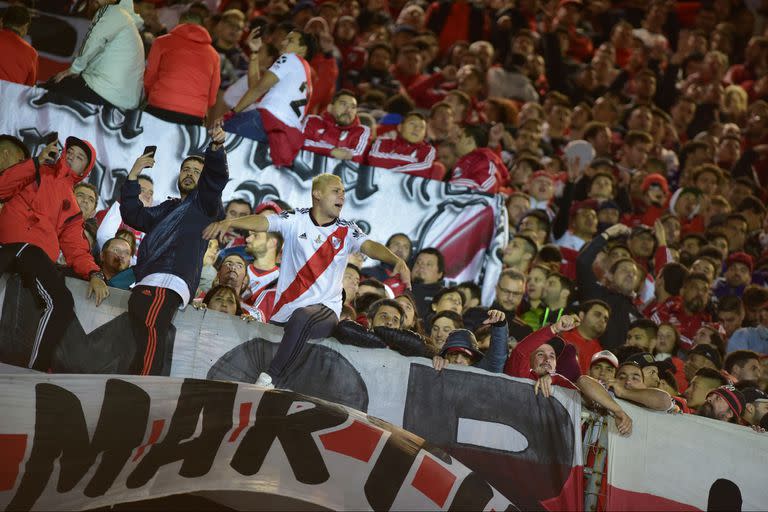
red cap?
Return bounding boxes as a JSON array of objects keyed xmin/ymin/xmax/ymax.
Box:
[
  {"xmin": 530, "ymin": 170, "xmax": 555, "ymax": 183},
  {"xmin": 726, "ymin": 252, "xmax": 754, "ymax": 273},
  {"xmin": 642, "ymin": 173, "xmax": 669, "ymax": 195},
  {"xmin": 254, "ymin": 201, "xmax": 283, "ymax": 215}
]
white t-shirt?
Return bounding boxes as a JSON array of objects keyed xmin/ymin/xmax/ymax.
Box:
[
  {"xmin": 267, "ymin": 208, "xmax": 368, "ymax": 323},
  {"xmin": 258, "ymin": 52, "xmax": 313, "ymax": 130}
]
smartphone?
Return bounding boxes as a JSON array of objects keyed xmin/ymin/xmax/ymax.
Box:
[{"xmin": 143, "ymin": 145, "xmax": 157, "ymax": 158}]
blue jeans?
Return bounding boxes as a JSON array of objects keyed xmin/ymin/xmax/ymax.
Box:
[{"xmin": 223, "ymin": 108, "xmax": 269, "ymax": 142}]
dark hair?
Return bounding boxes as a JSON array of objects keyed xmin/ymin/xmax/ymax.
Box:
[
  {"xmin": 295, "ymin": 30, "xmax": 318, "ymax": 61},
  {"xmin": 457, "ymin": 281, "xmax": 482, "ymax": 303},
  {"xmin": 737, "ymin": 196, "xmax": 767, "ymax": 215},
  {"xmin": 693, "ymin": 366, "xmax": 728, "ymax": 385},
  {"xmin": 623, "ymin": 130, "xmax": 653, "ymax": 147},
  {"xmin": 717, "ymin": 295, "xmax": 744, "ymax": 314},
  {"xmin": 74, "ymin": 181, "xmax": 99, "ymax": 199},
  {"xmin": 2, "ymin": 5, "xmax": 31, "ymax": 28},
  {"xmin": 202, "ymin": 285, "xmax": 243, "ymax": 316},
  {"xmin": 358, "ymin": 278, "xmax": 387, "ymax": 292},
  {"xmin": 499, "ymin": 268, "xmax": 526, "ymax": 284},
  {"xmin": 386, "ymin": 233, "xmax": 412, "ymax": 259},
  {"xmin": 430, "ymin": 310, "xmax": 463, "ymax": 329},
  {"xmin": 536, "ymin": 244, "xmax": 562, "ymax": 264},
  {"xmin": 547, "ymin": 272, "xmax": 575, "ymax": 302},
  {"xmin": 401, "ymin": 110, "xmax": 426, "ymax": 123},
  {"xmin": 519, "ymin": 209, "xmax": 551, "ymax": 233},
  {"xmin": 137, "ymin": 174, "xmax": 154, "ymax": 184},
  {"xmin": 683, "ymin": 271, "xmax": 710, "ymax": 287},
  {"xmin": 432, "ymin": 286, "xmax": 465, "ymax": 309},
  {"xmin": 461, "ymin": 124, "xmax": 489, "ymax": 148},
  {"xmin": 515, "ymin": 234, "xmax": 539, "ymax": 258},
  {"xmin": 368, "ymin": 41, "xmax": 394, "ymax": 58},
  {"xmin": 414, "ymin": 248, "xmax": 445, "ymax": 275},
  {"xmin": 226, "ymin": 198, "xmax": 253, "ymax": 213},
  {"xmin": 659, "ymin": 263, "xmax": 689, "ymax": 296},
  {"xmin": 102, "ymin": 236, "xmax": 132, "ymax": 254},
  {"xmin": 333, "ymin": 89, "xmax": 357, "ymax": 103},
  {"xmin": 367, "ymin": 298, "xmax": 406, "ymax": 327},
  {"xmin": 628, "ymin": 318, "xmax": 658, "ymax": 339},
  {"xmin": 723, "ymin": 350, "xmax": 761, "ymax": 373},
  {"xmin": 583, "ymin": 121, "xmax": 609, "ymax": 141},
  {"xmin": 609, "ymin": 257, "xmax": 638, "ymax": 275},
  {"xmin": 115, "ymin": 229, "xmax": 137, "ymax": 255},
  {"xmin": 346, "ymin": 263, "xmax": 361, "ymax": 278},
  {"xmin": 615, "ymin": 345, "xmax": 644, "ymax": 363},
  {"xmin": 355, "ymin": 292, "xmax": 385, "ymax": 315},
  {"xmin": 655, "ymin": 322, "xmax": 681, "ymax": 355},
  {"xmin": 579, "ymin": 299, "xmax": 611, "ymax": 315},
  {"xmin": 181, "ymin": 154, "xmax": 205, "ymax": 169}
]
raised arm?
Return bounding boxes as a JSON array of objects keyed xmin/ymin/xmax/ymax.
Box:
[
  {"xmin": 202, "ymin": 213, "xmax": 270, "ymax": 241},
  {"xmin": 361, "ymin": 240, "xmax": 411, "ymax": 289},
  {"xmin": 120, "ymin": 153, "xmax": 174, "ymax": 233},
  {"xmin": 231, "ymin": 71, "xmax": 278, "ymax": 114},
  {"xmin": 196, "ymin": 123, "xmax": 229, "ymax": 217},
  {"xmin": 477, "ymin": 310, "xmax": 509, "ymax": 373}
]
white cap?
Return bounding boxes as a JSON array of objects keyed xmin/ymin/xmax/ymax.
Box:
[{"xmin": 590, "ymin": 350, "xmax": 619, "ymax": 369}]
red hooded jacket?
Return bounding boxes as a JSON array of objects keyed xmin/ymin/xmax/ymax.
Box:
[
  {"xmin": 144, "ymin": 23, "xmax": 221, "ymax": 118},
  {"xmin": 450, "ymin": 147, "xmax": 510, "ymax": 193},
  {"xmin": 0, "ymin": 139, "xmax": 100, "ymax": 279},
  {"xmin": 302, "ymin": 112, "xmax": 371, "ymax": 163}
]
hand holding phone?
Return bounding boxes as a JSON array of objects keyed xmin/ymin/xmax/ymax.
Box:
[
  {"xmin": 38, "ymin": 132, "xmax": 60, "ymax": 165},
  {"xmin": 143, "ymin": 145, "xmax": 157, "ymax": 159}
]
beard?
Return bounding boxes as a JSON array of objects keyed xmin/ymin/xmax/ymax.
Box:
[
  {"xmin": 684, "ymin": 298, "xmax": 705, "ymax": 313},
  {"xmin": 178, "ymin": 177, "xmax": 196, "ymax": 194},
  {"xmin": 697, "ymin": 402, "xmax": 718, "ymax": 419}
]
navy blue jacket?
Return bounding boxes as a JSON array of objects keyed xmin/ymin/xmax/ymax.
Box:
[
  {"xmin": 120, "ymin": 146, "xmax": 228, "ymax": 299},
  {"xmin": 475, "ymin": 322, "xmax": 509, "ymax": 373}
]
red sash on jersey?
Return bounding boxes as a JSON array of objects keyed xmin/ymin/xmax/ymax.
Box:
[{"xmin": 271, "ymin": 225, "xmax": 348, "ymax": 316}]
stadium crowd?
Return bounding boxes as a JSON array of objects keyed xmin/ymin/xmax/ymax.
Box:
[{"xmin": 1, "ymin": 0, "xmax": 768, "ymax": 433}]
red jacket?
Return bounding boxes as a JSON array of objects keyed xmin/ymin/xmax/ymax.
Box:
[
  {"xmin": 309, "ymin": 53, "xmax": 339, "ymax": 114},
  {"xmin": 560, "ymin": 328, "xmax": 603, "ymax": 375},
  {"xmin": 144, "ymin": 23, "xmax": 221, "ymax": 118},
  {"xmin": 302, "ymin": 112, "xmax": 371, "ymax": 163},
  {"xmin": 450, "ymin": 147, "xmax": 510, "ymax": 193},
  {"xmin": 0, "ymin": 28, "xmax": 38, "ymax": 86},
  {"xmin": 367, "ymin": 135, "xmax": 442, "ymax": 179},
  {"xmin": 504, "ymin": 324, "xmax": 578, "ymax": 388},
  {"xmin": 648, "ymin": 296, "xmax": 711, "ymax": 350},
  {"xmin": 0, "ymin": 140, "xmax": 99, "ymax": 279}
]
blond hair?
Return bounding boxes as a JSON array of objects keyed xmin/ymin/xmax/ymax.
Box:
[{"xmin": 312, "ymin": 173, "xmax": 342, "ymax": 194}]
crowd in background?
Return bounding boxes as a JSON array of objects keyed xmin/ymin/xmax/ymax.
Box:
[{"xmin": 1, "ymin": 0, "xmax": 768, "ymax": 432}]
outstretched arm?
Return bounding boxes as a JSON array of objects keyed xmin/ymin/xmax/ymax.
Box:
[
  {"xmin": 202, "ymin": 214, "xmax": 270, "ymax": 240},
  {"xmin": 361, "ymin": 240, "xmax": 411, "ymax": 289},
  {"xmin": 577, "ymin": 375, "xmax": 633, "ymax": 436},
  {"xmin": 611, "ymin": 382, "xmax": 672, "ymax": 412}
]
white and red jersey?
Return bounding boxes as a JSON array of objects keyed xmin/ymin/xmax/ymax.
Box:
[
  {"xmin": 267, "ymin": 208, "xmax": 369, "ymax": 323},
  {"xmin": 258, "ymin": 52, "xmax": 313, "ymax": 130},
  {"xmin": 243, "ymin": 264, "xmax": 280, "ymax": 304},
  {"xmin": 302, "ymin": 112, "xmax": 371, "ymax": 163},
  {"xmin": 366, "ymin": 135, "xmax": 438, "ymax": 177},
  {"xmin": 251, "ymin": 287, "xmax": 277, "ymax": 322},
  {"xmin": 450, "ymin": 148, "xmax": 509, "ymax": 193}
]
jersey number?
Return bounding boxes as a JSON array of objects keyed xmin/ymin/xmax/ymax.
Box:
[{"xmin": 290, "ymin": 82, "xmax": 308, "ymax": 118}]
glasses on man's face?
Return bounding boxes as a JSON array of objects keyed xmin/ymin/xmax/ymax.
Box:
[{"xmin": 497, "ymin": 287, "xmax": 524, "ymax": 298}]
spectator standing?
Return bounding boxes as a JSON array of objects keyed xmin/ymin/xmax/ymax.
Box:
[
  {"xmin": 0, "ymin": 135, "xmax": 109, "ymax": 371},
  {"xmin": 144, "ymin": 10, "xmax": 221, "ymax": 125},
  {"xmin": 212, "ymin": 9, "xmax": 248, "ymax": 92},
  {"xmin": 561, "ymin": 300, "xmax": 610, "ymax": 374},
  {"xmin": 0, "ymin": 4, "xmax": 38, "ymax": 86},
  {"xmin": 50, "ymin": 0, "xmax": 144, "ymax": 109},
  {"xmin": 120, "ymin": 123, "xmax": 229, "ymax": 375}
]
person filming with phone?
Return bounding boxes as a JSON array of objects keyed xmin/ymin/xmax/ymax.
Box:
[
  {"xmin": 0, "ymin": 133, "xmax": 109, "ymax": 371},
  {"xmin": 119, "ymin": 122, "xmax": 230, "ymax": 375}
]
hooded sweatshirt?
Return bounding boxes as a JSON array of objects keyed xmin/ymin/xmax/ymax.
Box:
[
  {"xmin": 70, "ymin": 0, "xmax": 145, "ymax": 109},
  {"xmin": 144, "ymin": 23, "xmax": 221, "ymax": 118},
  {"xmin": 0, "ymin": 139, "xmax": 100, "ymax": 279}
]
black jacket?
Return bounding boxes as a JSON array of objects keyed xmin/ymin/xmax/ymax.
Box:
[
  {"xmin": 121, "ymin": 145, "xmax": 227, "ymax": 299},
  {"xmin": 576, "ymin": 235, "xmax": 641, "ymax": 350}
]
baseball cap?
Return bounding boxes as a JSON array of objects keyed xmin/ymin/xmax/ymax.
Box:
[
  {"xmin": 591, "ymin": 350, "xmax": 619, "ymax": 369},
  {"xmin": 726, "ymin": 252, "xmax": 754, "ymax": 273},
  {"xmin": 642, "ymin": 173, "xmax": 669, "ymax": 194},
  {"xmin": 598, "ymin": 200, "xmax": 620, "ymax": 212},
  {"xmin": 707, "ymin": 385, "xmax": 746, "ymax": 417},
  {"xmin": 569, "ymin": 199, "xmax": 599, "ymax": 217},
  {"xmin": 624, "ymin": 352, "xmax": 675, "ymax": 374},
  {"xmin": 546, "ymin": 336, "xmax": 565, "ymax": 356},
  {"xmin": 741, "ymin": 387, "xmax": 768, "ymax": 404},
  {"xmin": 530, "ymin": 170, "xmax": 555, "ymax": 183},
  {"xmin": 0, "ymin": 134, "xmax": 30, "ymax": 159},
  {"xmin": 439, "ymin": 329, "xmax": 483, "ymax": 360},
  {"xmin": 254, "ymin": 200, "xmax": 283, "ymax": 215},
  {"xmin": 630, "ymin": 225, "xmax": 655, "ymax": 238},
  {"xmin": 65, "ymin": 136, "xmax": 93, "ymax": 168},
  {"xmin": 689, "ymin": 344, "xmax": 723, "ymax": 369}
]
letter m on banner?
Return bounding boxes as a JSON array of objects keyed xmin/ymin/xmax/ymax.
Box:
[{"xmin": 7, "ymin": 380, "xmax": 150, "ymax": 511}]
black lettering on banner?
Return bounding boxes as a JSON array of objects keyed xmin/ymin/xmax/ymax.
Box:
[
  {"xmin": 127, "ymin": 379, "xmax": 237, "ymax": 488},
  {"xmin": 31, "ymin": 91, "xmax": 99, "ymax": 119},
  {"xmin": 363, "ymin": 425, "xmax": 424, "ymax": 510},
  {"xmin": 707, "ymin": 478, "xmax": 742, "ymax": 511},
  {"xmin": 333, "ymin": 162, "xmax": 379, "ymax": 201},
  {"xmin": 232, "ymin": 181, "xmax": 281, "ymax": 210},
  {"xmin": 251, "ymin": 141, "xmax": 273, "ymax": 170},
  {"xmin": 8, "ymin": 380, "xmax": 150, "ymax": 511},
  {"xmin": 100, "ymin": 106, "xmax": 144, "ymax": 140},
  {"xmin": 230, "ymin": 392, "xmax": 348, "ymax": 484},
  {"xmin": 290, "ymin": 82, "xmax": 308, "ymax": 118},
  {"xmin": 447, "ymin": 471, "xmax": 495, "ymax": 511}
]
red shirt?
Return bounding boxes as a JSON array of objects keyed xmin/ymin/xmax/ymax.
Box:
[
  {"xmin": 0, "ymin": 29, "xmax": 38, "ymax": 86},
  {"xmin": 450, "ymin": 148, "xmax": 510, "ymax": 193},
  {"xmin": 649, "ymin": 296, "xmax": 711, "ymax": 350},
  {"xmin": 302, "ymin": 112, "xmax": 372, "ymax": 164},
  {"xmin": 367, "ymin": 135, "xmax": 442, "ymax": 179},
  {"xmin": 560, "ymin": 329, "xmax": 603, "ymax": 375}
]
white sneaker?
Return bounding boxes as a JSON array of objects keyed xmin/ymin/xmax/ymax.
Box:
[{"xmin": 255, "ymin": 372, "xmax": 274, "ymax": 389}]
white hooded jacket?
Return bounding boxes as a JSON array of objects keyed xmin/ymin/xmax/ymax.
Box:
[{"xmin": 70, "ymin": 0, "xmax": 145, "ymax": 109}]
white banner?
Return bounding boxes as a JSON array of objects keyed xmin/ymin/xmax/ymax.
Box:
[
  {"xmin": 0, "ymin": 80, "xmax": 506, "ymax": 302},
  {"xmin": 0, "ymin": 373, "xmax": 516, "ymax": 511},
  {"xmin": 606, "ymin": 401, "xmax": 768, "ymax": 511},
  {"xmin": 0, "ymin": 276, "xmax": 585, "ymax": 510}
]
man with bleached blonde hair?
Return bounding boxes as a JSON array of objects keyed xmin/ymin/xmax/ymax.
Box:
[{"xmin": 203, "ymin": 173, "xmax": 411, "ymax": 388}]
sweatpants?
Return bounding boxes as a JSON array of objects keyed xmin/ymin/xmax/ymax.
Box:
[
  {"xmin": 269, "ymin": 304, "xmax": 338, "ymax": 383},
  {"xmin": 127, "ymin": 285, "xmax": 182, "ymax": 375},
  {"xmin": 0, "ymin": 243, "xmax": 75, "ymax": 371}
]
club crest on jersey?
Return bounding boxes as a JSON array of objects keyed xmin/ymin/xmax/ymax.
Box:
[{"xmin": 331, "ymin": 236, "xmax": 341, "ymax": 249}]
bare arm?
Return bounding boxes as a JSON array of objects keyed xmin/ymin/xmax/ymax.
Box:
[
  {"xmin": 232, "ymin": 71, "xmax": 278, "ymax": 114},
  {"xmin": 612, "ymin": 384, "xmax": 672, "ymax": 412},
  {"xmin": 202, "ymin": 213, "xmax": 270, "ymax": 240},
  {"xmin": 361, "ymin": 240, "xmax": 411, "ymax": 289},
  {"xmin": 577, "ymin": 375, "xmax": 633, "ymax": 436}
]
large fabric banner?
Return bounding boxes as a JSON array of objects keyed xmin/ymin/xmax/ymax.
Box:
[
  {"xmin": 0, "ymin": 81, "xmax": 507, "ymax": 303},
  {"xmin": 0, "ymin": 373, "xmax": 516, "ymax": 511},
  {"xmin": 0, "ymin": 276, "xmax": 584, "ymax": 511},
  {"xmin": 605, "ymin": 401, "xmax": 768, "ymax": 511}
]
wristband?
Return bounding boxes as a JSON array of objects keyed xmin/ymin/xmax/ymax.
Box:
[{"xmin": 90, "ymin": 271, "xmax": 106, "ymax": 282}]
